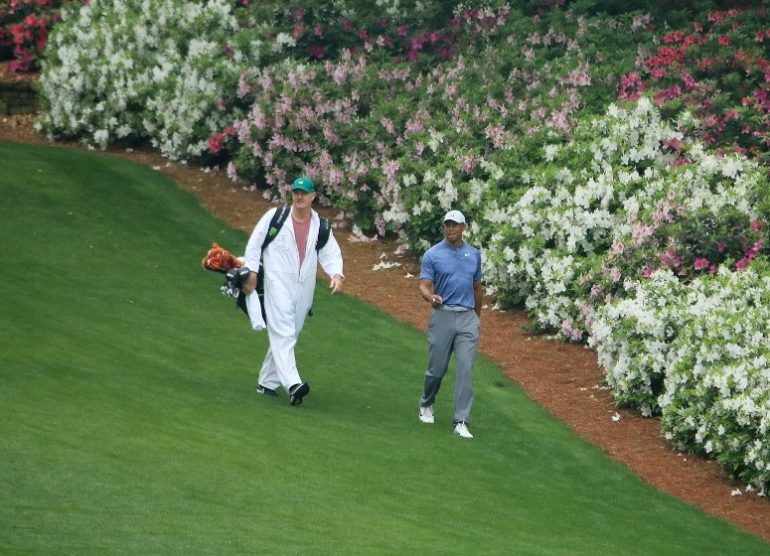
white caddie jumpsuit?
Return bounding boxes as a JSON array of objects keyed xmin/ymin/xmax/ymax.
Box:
[{"xmin": 242, "ymin": 207, "xmax": 344, "ymax": 393}]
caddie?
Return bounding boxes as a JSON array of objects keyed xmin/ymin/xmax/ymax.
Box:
[{"xmin": 240, "ymin": 176, "xmax": 344, "ymax": 406}]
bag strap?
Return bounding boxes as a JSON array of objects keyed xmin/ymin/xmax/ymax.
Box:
[
  {"xmin": 262, "ymin": 205, "xmax": 331, "ymax": 253},
  {"xmin": 316, "ymin": 217, "xmax": 331, "ymax": 252},
  {"xmin": 262, "ymin": 206, "xmax": 291, "ymax": 252}
]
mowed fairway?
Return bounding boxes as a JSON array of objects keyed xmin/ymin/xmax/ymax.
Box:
[{"xmin": 1, "ymin": 141, "xmax": 768, "ymax": 555}]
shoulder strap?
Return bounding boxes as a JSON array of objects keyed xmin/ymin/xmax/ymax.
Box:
[
  {"xmin": 316, "ymin": 217, "xmax": 331, "ymax": 252},
  {"xmin": 262, "ymin": 206, "xmax": 291, "ymax": 252},
  {"xmin": 262, "ymin": 206, "xmax": 330, "ymax": 253}
]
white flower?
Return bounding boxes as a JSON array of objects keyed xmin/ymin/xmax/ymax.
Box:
[
  {"xmin": 721, "ymin": 158, "xmax": 742, "ymax": 179},
  {"xmin": 544, "ymin": 144, "xmax": 559, "ymax": 161}
]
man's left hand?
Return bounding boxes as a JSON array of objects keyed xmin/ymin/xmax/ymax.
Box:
[{"xmin": 330, "ymin": 274, "xmax": 344, "ymax": 294}]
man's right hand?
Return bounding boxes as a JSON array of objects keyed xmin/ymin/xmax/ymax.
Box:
[{"xmin": 241, "ymin": 270, "xmax": 258, "ymax": 295}]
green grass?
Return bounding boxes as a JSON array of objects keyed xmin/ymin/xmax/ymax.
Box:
[{"xmin": 1, "ymin": 141, "xmax": 768, "ymax": 555}]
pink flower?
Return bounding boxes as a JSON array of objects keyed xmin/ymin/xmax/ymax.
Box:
[
  {"xmin": 632, "ymin": 223, "xmax": 655, "ymax": 245},
  {"xmin": 376, "ymin": 35, "xmax": 392, "ymax": 48},
  {"xmin": 560, "ymin": 319, "xmax": 583, "ymax": 342},
  {"xmin": 663, "ymin": 31, "xmax": 684, "ymax": 44},
  {"xmin": 382, "ymin": 159, "xmax": 400, "ymax": 178},
  {"xmin": 681, "ymin": 71, "xmax": 698, "ymax": 91},
  {"xmin": 694, "ymin": 258, "xmax": 710, "ymax": 271},
  {"xmin": 380, "ymin": 117, "xmax": 395, "ymax": 135},
  {"xmin": 610, "ymin": 241, "xmax": 626, "ymax": 256},
  {"xmin": 459, "ymin": 154, "xmax": 478, "ymax": 173},
  {"xmin": 619, "ymin": 71, "xmax": 644, "ymax": 100},
  {"xmin": 226, "ymin": 162, "xmax": 238, "ymax": 181}
]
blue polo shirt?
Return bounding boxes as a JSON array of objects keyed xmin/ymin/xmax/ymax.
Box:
[{"xmin": 420, "ymin": 240, "xmax": 482, "ymax": 310}]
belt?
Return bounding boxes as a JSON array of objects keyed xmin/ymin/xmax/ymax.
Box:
[{"xmin": 436, "ymin": 304, "xmax": 472, "ymax": 312}]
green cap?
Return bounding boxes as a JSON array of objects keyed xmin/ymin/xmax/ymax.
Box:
[{"xmin": 292, "ymin": 176, "xmax": 315, "ymax": 193}]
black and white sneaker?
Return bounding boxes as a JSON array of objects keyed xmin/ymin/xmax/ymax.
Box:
[
  {"xmin": 256, "ymin": 384, "xmax": 278, "ymax": 397},
  {"xmin": 289, "ymin": 382, "xmax": 310, "ymax": 406}
]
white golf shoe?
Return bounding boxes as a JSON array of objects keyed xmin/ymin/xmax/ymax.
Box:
[
  {"xmin": 419, "ymin": 405, "xmax": 434, "ymax": 424},
  {"xmin": 453, "ymin": 422, "xmax": 473, "ymax": 439}
]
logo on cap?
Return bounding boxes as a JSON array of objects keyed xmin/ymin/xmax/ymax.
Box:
[{"xmin": 292, "ymin": 176, "xmax": 315, "ymax": 193}]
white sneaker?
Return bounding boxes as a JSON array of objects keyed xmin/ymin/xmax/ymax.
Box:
[
  {"xmin": 419, "ymin": 405, "xmax": 434, "ymax": 424},
  {"xmin": 453, "ymin": 422, "xmax": 473, "ymax": 439}
]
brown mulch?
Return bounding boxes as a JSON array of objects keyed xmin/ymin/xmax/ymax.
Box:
[
  {"xmin": 0, "ymin": 62, "xmax": 38, "ymax": 83},
  {"xmin": 2, "ymin": 106, "xmax": 769, "ymax": 544}
]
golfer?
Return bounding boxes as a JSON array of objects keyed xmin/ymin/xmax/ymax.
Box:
[
  {"xmin": 417, "ymin": 209, "xmax": 482, "ymax": 438},
  {"xmin": 241, "ymin": 177, "xmax": 344, "ymax": 406}
]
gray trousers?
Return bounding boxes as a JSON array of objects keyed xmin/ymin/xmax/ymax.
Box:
[{"xmin": 420, "ymin": 308, "xmax": 480, "ymax": 424}]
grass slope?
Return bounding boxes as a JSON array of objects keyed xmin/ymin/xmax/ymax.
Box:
[{"xmin": 0, "ymin": 141, "xmax": 768, "ymax": 555}]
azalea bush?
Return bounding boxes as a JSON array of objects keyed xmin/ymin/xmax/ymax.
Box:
[
  {"xmin": 226, "ymin": 5, "xmax": 655, "ymax": 240},
  {"xmin": 0, "ymin": 0, "xmax": 78, "ymax": 72},
  {"xmin": 476, "ymin": 96, "xmax": 770, "ymax": 492},
  {"xmin": 243, "ymin": 1, "xmax": 468, "ymax": 64},
  {"xmin": 662, "ymin": 263, "xmax": 770, "ymax": 492},
  {"xmin": 477, "ymin": 98, "xmax": 770, "ymax": 340},
  {"xmin": 618, "ymin": 3, "xmax": 770, "ymax": 165},
  {"xmin": 35, "ymin": 0, "xmax": 271, "ymax": 158},
  {"xmin": 589, "ymin": 269, "xmax": 682, "ymax": 416},
  {"xmin": 591, "ymin": 264, "xmax": 770, "ymax": 492}
]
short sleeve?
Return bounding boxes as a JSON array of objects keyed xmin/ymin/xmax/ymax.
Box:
[{"xmin": 420, "ymin": 251, "xmax": 435, "ymax": 281}]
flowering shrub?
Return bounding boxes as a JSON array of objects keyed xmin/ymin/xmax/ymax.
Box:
[
  {"xmin": 244, "ymin": 1, "xmax": 462, "ymax": 64},
  {"xmin": 592, "ymin": 264, "xmax": 770, "ymax": 492},
  {"xmin": 661, "ymin": 263, "xmax": 770, "ymax": 492},
  {"xmin": 0, "ymin": 0, "xmax": 78, "ymax": 72},
  {"xmin": 36, "ymin": 0, "xmax": 266, "ymax": 158},
  {"xmin": 479, "ymin": 98, "xmax": 769, "ymax": 342},
  {"xmin": 589, "ymin": 269, "xmax": 682, "ymax": 416},
  {"xmin": 226, "ymin": 6, "xmax": 654, "ymax": 239},
  {"xmin": 618, "ymin": 3, "xmax": 770, "ymax": 165}
]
